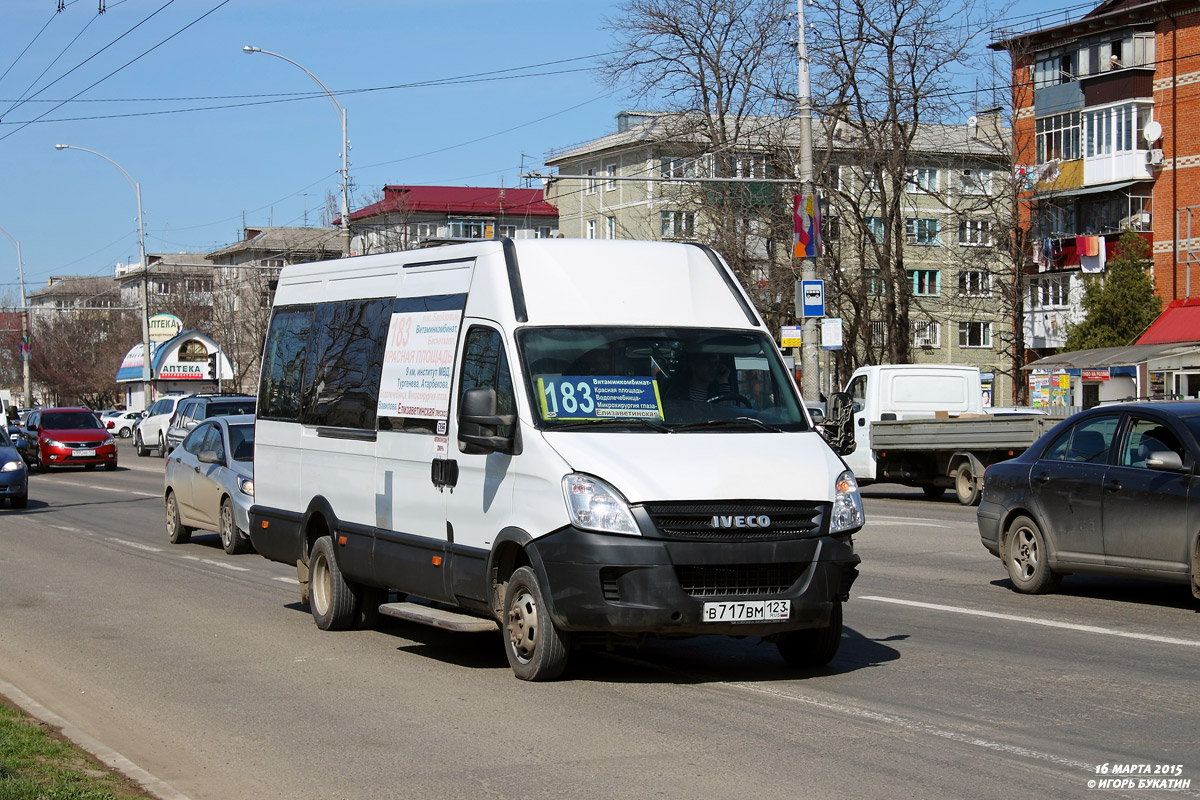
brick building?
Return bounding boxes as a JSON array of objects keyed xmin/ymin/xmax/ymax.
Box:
[{"xmin": 993, "ymin": 0, "xmax": 1200, "ymax": 358}]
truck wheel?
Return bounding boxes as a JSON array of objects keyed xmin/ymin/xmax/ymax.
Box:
[
  {"xmin": 135, "ymin": 432, "xmax": 149, "ymax": 457},
  {"xmin": 219, "ymin": 497, "xmax": 251, "ymax": 555},
  {"xmin": 954, "ymin": 463, "xmax": 981, "ymax": 506},
  {"xmin": 922, "ymin": 486, "xmax": 946, "ymax": 500},
  {"xmin": 1005, "ymin": 515, "xmax": 1060, "ymax": 594},
  {"xmin": 503, "ymin": 566, "xmax": 570, "ymax": 681},
  {"xmin": 777, "ymin": 600, "xmax": 842, "ymax": 667},
  {"xmin": 165, "ymin": 491, "xmax": 192, "ymax": 544},
  {"xmin": 309, "ymin": 535, "xmax": 360, "ymax": 631}
]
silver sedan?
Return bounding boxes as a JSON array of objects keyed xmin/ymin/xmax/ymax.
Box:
[{"xmin": 164, "ymin": 414, "xmax": 256, "ymax": 554}]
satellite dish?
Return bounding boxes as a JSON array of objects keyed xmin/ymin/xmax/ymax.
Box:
[{"xmin": 1144, "ymin": 120, "xmax": 1163, "ymax": 144}]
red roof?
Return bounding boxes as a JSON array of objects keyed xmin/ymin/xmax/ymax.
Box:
[
  {"xmin": 1136, "ymin": 298, "xmax": 1200, "ymax": 345},
  {"xmin": 349, "ymin": 185, "xmax": 558, "ymax": 222}
]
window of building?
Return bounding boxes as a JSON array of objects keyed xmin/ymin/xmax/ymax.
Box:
[
  {"xmin": 660, "ymin": 157, "xmax": 696, "ymax": 180},
  {"xmin": 908, "ymin": 269, "xmax": 940, "ymax": 296},
  {"xmin": 499, "ymin": 225, "xmax": 516, "ymax": 238},
  {"xmin": 1085, "ymin": 103, "xmax": 1153, "ymax": 157},
  {"xmin": 1034, "ymin": 50, "xmax": 1078, "ymax": 88},
  {"xmin": 586, "ymin": 219, "xmax": 597, "ymax": 239},
  {"xmin": 535, "ymin": 226, "xmax": 552, "ymax": 239},
  {"xmin": 586, "ymin": 168, "xmax": 597, "ymax": 195},
  {"xmin": 906, "ymin": 217, "xmax": 941, "ymax": 246},
  {"xmin": 958, "ymin": 219, "xmax": 994, "ymax": 246},
  {"xmin": 959, "ymin": 270, "xmax": 992, "ymax": 297},
  {"xmin": 1036, "ymin": 112, "xmax": 1082, "ymax": 163},
  {"xmin": 825, "ymin": 165, "xmax": 842, "ymax": 192},
  {"xmin": 605, "ymin": 163, "xmax": 617, "ymax": 191},
  {"xmin": 907, "ymin": 168, "xmax": 938, "ymax": 193},
  {"xmin": 660, "ymin": 211, "xmax": 695, "ymax": 238},
  {"xmin": 825, "ymin": 215, "xmax": 841, "ymax": 242},
  {"xmin": 605, "ymin": 215, "xmax": 616, "ymax": 239},
  {"xmin": 912, "ymin": 319, "xmax": 941, "ymax": 347},
  {"xmin": 447, "ymin": 219, "xmax": 488, "ymax": 239},
  {"xmin": 958, "ymin": 169, "xmax": 992, "ymax": 195},
  {"xmin": 866, "ymin": 268, "xmax": 886, "ymax": 296},
  {"xmin": 733, "ymin": 152, "xmax": 768, "ymax": 178},
  {"xmin": 870, "ymin": 320, "xmax": 887, "ymax": 345},
  {"xmin": 1029, "ymin": 274, "xmax": 1071, "ymax": 308},
  {"xmin": 864, "ymin": 216, "xmax": 885, "ymax": 244},
  {"xmin": 958, "ymin": 321, "xmax": 992, "ymax": 348}
]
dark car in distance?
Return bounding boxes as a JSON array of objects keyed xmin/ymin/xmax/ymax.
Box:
[
  {"xmin": 978, "ymin": 401, "xmax": 1200, "ymax": 599},
  {"xmin": 21, "ymin": 407, "xmax": 118, "ymax": 472},
  {"xmin": 0, "ymin": 426, "xmax": 29, "ymax": 507}
]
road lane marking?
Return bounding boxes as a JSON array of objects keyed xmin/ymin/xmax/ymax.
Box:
[
  {"xmin": 105, "ymin": 537, "xmax": 163, "ymax": 553},
  {"xmin": 179, "ymin": 555, "xmax": 251, "ymax": 572},
  {"xmin": 49, "ymin": 525, "xmax": 82, "ymax": 532},
  {"xmin": 272, "ymin": 576, "xmax": 299, "ymax": 585},
  {"xmin": 859, "ymin": 595, "xmax": 1200, "ymax": 648}
]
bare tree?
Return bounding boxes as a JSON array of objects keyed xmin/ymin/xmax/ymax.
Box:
[{"xmin": 30, "ymin": 308, "xmax": 139, "ymax": 408}]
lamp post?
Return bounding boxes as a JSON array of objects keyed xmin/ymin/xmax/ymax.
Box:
[
  {"xmin": 243, "ymin": 46, "xmax": 351, "ymax": 257},
  {"xmin": 54, "ymin": 144, "xmax": 151, "ymax": 406},
  {"xmin": 0, "ymin": 225, "xmax": 31, "ymax": 409}
]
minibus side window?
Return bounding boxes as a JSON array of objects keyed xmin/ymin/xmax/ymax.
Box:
[
  {"xmin": 459, "ymin": 326, "xmax": 515, "ymax": 441},
  {"xmin": 259, "ymin": 307, "xmax": 314, "ymax": 421},
  {"xmin": 300, "ymin": 298, "xmax": 391, "ymax": 430}
]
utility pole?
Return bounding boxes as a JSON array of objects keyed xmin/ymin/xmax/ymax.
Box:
[
  {"xmin": 795, "ymin": 0, "xmax": 820, "ymax": 401},
  {"xmin": 0, "ymin": 225, "xmax": 31, "ymax": 409}
]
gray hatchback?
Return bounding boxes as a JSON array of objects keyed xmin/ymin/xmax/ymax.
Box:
[
  {"xmin": 978, "ymin": 401, "xmax": 1200, "ymax": 599},
  {"xmin": 164, "ymin": 414, "xmax": 256, "ymax": 554}
]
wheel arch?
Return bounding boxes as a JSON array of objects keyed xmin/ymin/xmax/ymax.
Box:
[
  {"xmin": 487, "ymin": 526, "xmax": 554, "ymax": 619},
  {"xmin": 998, "ymin": 505, "xmax": 1056, "ymax": 565},
  {"xmin": 300, "ymin": 495, "xmax": 339, "ymax": 565}
]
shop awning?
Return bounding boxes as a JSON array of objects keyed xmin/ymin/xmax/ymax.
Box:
[{"xmin": 1024, "ymin": 341, "xmax": 1200, "ymax": 371}]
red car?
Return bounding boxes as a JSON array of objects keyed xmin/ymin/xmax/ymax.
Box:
[{"xmin": 22, "ymin": 407, "xmax": 118, "ymax": 472}]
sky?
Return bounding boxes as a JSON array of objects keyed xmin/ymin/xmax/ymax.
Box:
[{"xmin": 0, "ymin": 0, "xmax": 1094, "ymax": 298}]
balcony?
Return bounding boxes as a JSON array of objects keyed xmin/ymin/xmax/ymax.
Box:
[
  {"xmin": 1079, "ymin": 66, "xmax": 1154, "ymax": 106},
  {"xmin": 1083, "ymin": 151, "xmax": 1155, "ymax": 184}
]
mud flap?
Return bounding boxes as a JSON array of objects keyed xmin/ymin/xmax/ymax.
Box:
[{"xmin": 297, "ymin": 558, "xmax": 310, "ymax": 607}]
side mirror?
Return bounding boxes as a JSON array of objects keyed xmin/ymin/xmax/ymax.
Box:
[
  {"xmin": 458, "ymin": 387, "xmax": 517, "ymax": 454},
  {"xmin": 198, "ymin": 449, "xmax": 222, "ymax": 465},
  {"xmin": 1146, "ymin": 450, "xmax": 1185, "ymax": 472},
  {"xmin": 820, "ymin": 391, "xmax": 857, "ymax": 456}
]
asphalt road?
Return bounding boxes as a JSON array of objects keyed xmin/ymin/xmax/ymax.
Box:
[{"xmin": 0, "ymin": 441, "xmax": 1197, "ymax": 800}]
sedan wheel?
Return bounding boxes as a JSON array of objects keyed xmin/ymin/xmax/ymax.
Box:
[
  {"xmin": 165, "ymin": 491, "xmax": 192, "ymax": 544},
  {"xmin": 1005, "ymin": 515, "xmax": 1060, "ymax": 594},
  {"xmin": 219, "ymin": 497, "xmax": 251, "ymax": 555}
]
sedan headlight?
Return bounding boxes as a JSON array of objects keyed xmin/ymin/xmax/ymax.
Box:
[
  {"xmin": 1, "ymin": 460, "xmax": 24, "ymax": 473},
  {"xmin": 562, "ymin": 473, "xmax": 639, "ymax": 535},
  {"xmin": 830, "ymin": 469, "xmax": 865, "ymax": 534},
  {"xmin": 237, "ymin": 475, "xmax": 254, "ymax": 496},
  {"xmin": 43, "ymin": 438, "xmax": 64, "ymax": 448}
]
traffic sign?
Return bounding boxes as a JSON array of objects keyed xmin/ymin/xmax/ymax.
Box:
[{"xmin": 801, "ymin": 280, "xmax": 824, "ymax": 318}]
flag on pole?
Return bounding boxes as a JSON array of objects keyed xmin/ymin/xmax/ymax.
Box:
[{"xmin": 793, "ymin": 193, "xmax": 821, "ymax": 258}]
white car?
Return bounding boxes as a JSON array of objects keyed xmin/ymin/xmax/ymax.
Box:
[
  {"xmin": 104, "ymin": 410, "xmax": 143, "ymax": 438},
  {"xmin": 135, "ymin": 395, "xmax": 187, "ymax": 457}
]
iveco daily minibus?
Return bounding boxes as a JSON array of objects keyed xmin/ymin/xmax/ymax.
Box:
[{"xmin": 249, "ymin": 239, "xmax": 862, "ymax": 680}]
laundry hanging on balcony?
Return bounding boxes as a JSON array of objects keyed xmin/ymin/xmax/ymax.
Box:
[{"xmin": 1079, "ymin": 236, "xmax": 1107, "ymax": 273}]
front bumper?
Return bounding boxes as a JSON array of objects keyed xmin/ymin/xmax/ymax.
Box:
[
  {"xmin": 0, "ymin": 470, "xmax": 27, "ymax": 498},
  {"xmin": 530, "ymin": 527, "xmax": 860, "ymax": 636},
  {"xmin": 42, "ymin": 443, "xmax": 117, "ymax": 467}
]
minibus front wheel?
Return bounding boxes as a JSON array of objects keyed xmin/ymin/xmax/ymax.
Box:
[{"xmin": 503, "ymin": 566, "xmax": 570, "ymax": 681}]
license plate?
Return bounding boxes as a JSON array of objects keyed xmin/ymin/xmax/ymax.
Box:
[
  {"xmin": 702, "ymin": 599, "xmax": 790, "ymax": 623},
  {"xmin": 72, "ymin": 449, "xmax": 96, "ymax": 457}
]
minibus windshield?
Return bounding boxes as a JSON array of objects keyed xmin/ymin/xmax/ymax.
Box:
[{"xmin": 516, "ymin": 327, "xmax": 811, "ymax": 432}]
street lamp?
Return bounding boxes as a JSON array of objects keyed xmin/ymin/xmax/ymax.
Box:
[
  {"xmin": 0, "ymin": 224, "xmax": 31, "ymax": 409},
  {"xmin": 54, "ymin": 144, "xmax": 152, "ymax": 406},
  {"xmin": 243, "ymin": 45, "xmax": 352, "ymax": 257}
]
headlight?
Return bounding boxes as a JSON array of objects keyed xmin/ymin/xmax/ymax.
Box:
[
  {"xmin": 238, "ymin": 475, "xmax": 254, "ymax": 496},
  {"xmin": 830, "ymin": 469, "xmax": 865, "ymax": 534},
  {"xmin": 43, "ymin": 438, "xmax": 64, "ymax": 448},
  {"xmin": 1, "ymin": 460, "xmax": 23, "ymax": 472},
  {"xmin": 561, "ymin": 473, "xmax": 639, "ymax": 535},
  {"xmin": 103, "ymin": 434, "xmax": 115, "ymax": 444}
]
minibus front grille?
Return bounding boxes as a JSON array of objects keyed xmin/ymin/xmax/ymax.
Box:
[
  {"xmin": 641, "ymin": 502, "xmax": 825, "ymax": 540},
  {"xmin": 675, "ymin": 563, "xmax": 807, "ymax": 598}
]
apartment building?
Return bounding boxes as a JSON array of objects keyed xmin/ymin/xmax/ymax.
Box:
[{"xmin": 545, "ymin": 111, "xmax": 1015, "ymax": 401}]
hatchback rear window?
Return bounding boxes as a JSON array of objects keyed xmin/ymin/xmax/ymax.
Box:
[{"xmin": 208, "ymin": 401, "xmax": 256, "ymax": 417}]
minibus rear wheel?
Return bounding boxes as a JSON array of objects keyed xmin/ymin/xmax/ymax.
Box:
[
  {"xmin": 309, "ymin": 535, "xmax": 359, "ymax": 631},
  {"xmin": 503, "ymin": 566, "xmax": 570, "ymax": 681}
]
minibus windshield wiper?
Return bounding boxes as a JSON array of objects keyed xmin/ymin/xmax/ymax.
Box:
[
  {"xmin": 549, "ymin": 418, "xmax": 671, "ymax": 433},
  {"xmin": 672, "ymin": 417, "xmax": 784, "ymax": 433}
]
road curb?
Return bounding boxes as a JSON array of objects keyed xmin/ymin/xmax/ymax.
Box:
[{"xmin": 0, "ymin": 677, "xmax": 194, "ymax": 800}]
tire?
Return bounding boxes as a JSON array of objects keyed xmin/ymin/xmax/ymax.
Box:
[
  {"xmin": 10, "ymin": 494, "xmax": 27, "ymax": 509},
  {"xmin": 104, "ymin": 462, "xmax": 117, "ymax": 471},
  {"xmin": 309, "ymin": 535, "xmax": 360, "ymax": 631},
  {"xmin": 953, "ymin": 462, "xmax": 981, "ymax": 506},
  {"xmin": 219, "ymin": 497, "xmax": 251, "ymax": 555},
  {"xmin": 1190, "ymin": 534, "xmax": 1200, "ymax": 601},
  {"xmin": 1004, "ymin": 515, "xmax": 1060, "ymax": 594},
  {"xmin": 922, "ymin": 485, "xmax": 946, "ymax": 500},
  {"xmin": 165, "ymin": 490, "xmax": 193, "ymax": 544},
  {"xmin": 135, "ymin": 432, "xmax": 149, "ymax": 457},
  {"xmin": 119, "ymin": 427, "xmax": 132, "ymax": 439},
  {"xmin": 158, "ymin": 433, "xmax": 167, "ymax": 458},
  {"xmin": 503, "ymin": 566, "xmax": 570, "ymax": 681},
  {"xmin": 777, "ymin": 600, "xmax": 843, "ymax": 667}
]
